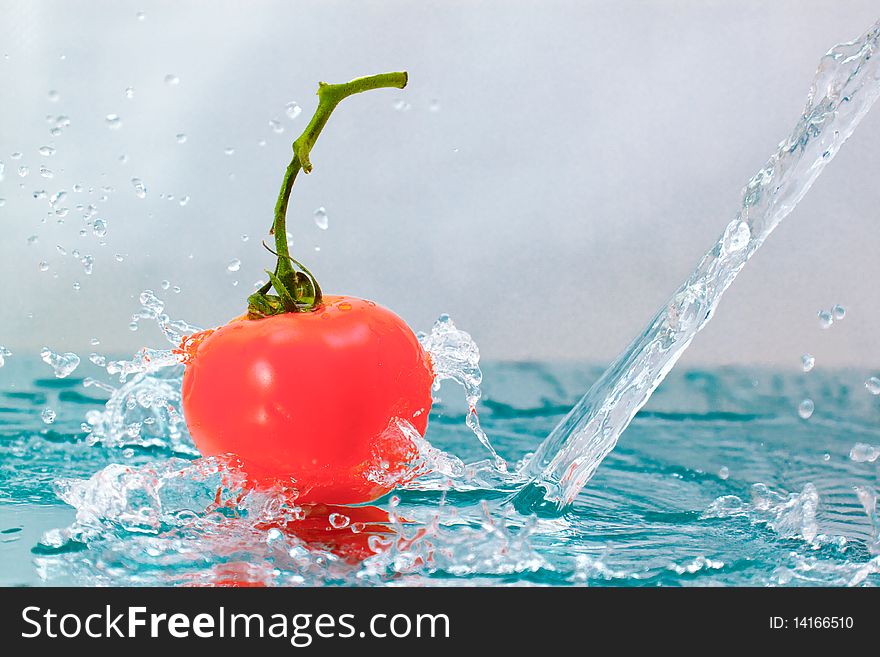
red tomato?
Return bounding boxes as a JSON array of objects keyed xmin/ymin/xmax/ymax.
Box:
[{"xmin": 181, "ymin": 296, "xmax": 434, "ymax": 504}]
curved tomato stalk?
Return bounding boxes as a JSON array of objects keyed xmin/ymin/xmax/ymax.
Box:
[{"xmin": 247, "ymin": 72, "xmax": 409, "ymax": 319}]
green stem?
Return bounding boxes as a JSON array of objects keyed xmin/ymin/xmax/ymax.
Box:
[{"xmin": 249, "ymin": 71, "xmax": 408, "ymax": 318}]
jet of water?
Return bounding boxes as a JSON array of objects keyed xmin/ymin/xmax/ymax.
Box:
[{"xmin": 514, "ymin": 19, "xmax": 880, "ymax": 514}]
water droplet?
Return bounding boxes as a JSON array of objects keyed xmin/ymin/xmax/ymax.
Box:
[
  {"xmin": 47, "ymin": 90, "xmax": 60, "ymax": 102},
  {"xmin": 41, "ymin": 408, "xmax": 56, "ymax": 424},
  {"xmin": 285, "ymin": 102, "xmax": 302, "ymax": 120},
  {"xmin": 257, "ymin": 139, "xmax": 267, "ymax": 147},
  {"xmin": 128, "ymin": 321, "xmax": 139, "ymax": 331},
  {"xmin": 38, "ymin": 261, "xmax": 49, "ymax": 272},
  {"xmin": 56, "ymin": 245, "xmax": 67, "ymax": 256},
  {"xmin": 268, "ymin": 119, "xmax": 284, "ymax": 133},
  {"xmin": 224, "ymin": 146, "xmax": 235, "ymax": 155},
  {"xmin": 10, "ymin": 152, "xmax": 22, "ymax": 160},
  {"xmin": 338, "ymin": 301, "xmax": 352, "ymax": 311},
  {"xmin": 160, "ymin": 280, "xmax": 171, "ymax": 290},
  {"xmin": 798, "ymin": 398, "xmax": 815, "ymax": 419},
  {"xmin": 718, "ymin": 466, "xmax": 729, "ymax": 480},
  {"xmin": 39, "ymin": 166, "xmax": 54, "ymax": 179},
  {"xmin": 392, "ymin": 99, "xmax": 411, "ymax": 111},
  {"xmin": 122, "ymin": 448, "xmax": 135, "ymax": 458},
  {"xmin": 89, "ymin": 353, "xmax": 106, "ymax": 367},
  {"xmin": 865, "ymin": 376, "xmax": 880, "ymax": 395},
  {"xmin": 822, "ymin": 453, "xmax": 831, "ymax": 462},
  {"xmin": 136, "ymin": 10, "xmax": 146, "ymax": 21},
  {"xmin": 33, "ymin": 190, "xmax": 47, "ymax": 200},
  {"xmin": 124, "ymin": 86, "xmax": 134, "ymax": 100},
  {"xmin": 817, "ymin": 310, "xmax": 833, "ymax": 329},
  {"xmin": 89, "ymin": 338, "xmax": 100, "ymax": 346},
  {"xmin": 350, "ymin": 522, "xmax": 366, "ymax": 534},
  {"xmin": 38, "ymin": 145, "xmax": 56, "ymax": 157},
  {"xmin": 18, "ymin": 166, "xmax": 29, "ymax": 177},
  {"xmin": 227, "ymin": 258, "xmax": 241, "ymax": 272},
  {"xmin": 175, "ymin": 133, "xmax": 187, "ymax": 144},
  {"xmin": 72, "ymin": 281, "xmax": 81, "ymax": 290},
  {"xmin": 172, "ymin": 285, "xmax": 181, "ymax": 294},
  {"xmin": 314, "ymin": 206, "xmax": 328, "ymax": 230},
  {"xmin": 164, "ymin": 74, "xmax": 180, "ymax": 86},
  {"xmin": 179, "ymin": 195, "xmax": 190, "ymax": 206},
  {"xmin": 0, "ymin": 346, "xmax": 11, "ymax": 368},
  {"xmin": 429, "ymin": 98, "xmax": 441, "ymax": 112},
  {"xmin": 801, "ymin": 354, "xmax": 815, "ymax": 372},
  {"xmin": 850, "ymin": 443, "xmax": 880, "ymax": 463},
  {"xmin": 105, "ymin": 114, "xmax": 122, "ymax": 130},
  {"xmin": 328, "ymin": 513, "xmax": 350, "ymax": 529},
  {"xmin": 40, "ymin": 347, "xmax": 80, "ymax": 378},
  {"xmin": 266, "ymin": 528, "xmax": 283, "ymax": 543},
  {"xmin": 27, "ymin": 235, "xmax": 38, "ymax": 245},
  {"xmin": 241, "ymin": 234, "xmax": 249, "ymax": 242},
  {"xmin": 73, "ymin": 183, "xmax": 83, "ymax": 192},
  {"xmin": 92, "ymin": 218, "xmax": 107, "ymax": 237},
  {"xmin": 832, "ymin": 304, "xmax": 846, "ymax": 320},
  {"xmin": 314, "ymin": 246, "xmax": 320, "ymax": 252},
  {"xmin": 131, "ymin": 178, "xmax": 147, "ymax": 198},
  {"xmin": 114, "ymin": 253, "xmax": 125, "ymax": 262}
]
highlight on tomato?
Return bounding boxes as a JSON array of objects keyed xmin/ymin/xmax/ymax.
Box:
[{"xmin": 180, "ymin": 72, "xmax": 437, "ymax": 506}]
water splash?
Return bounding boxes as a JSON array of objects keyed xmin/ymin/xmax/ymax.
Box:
[
  {"xmin": 419, "ymin": 314, "xmax": 507, "ymax": 471},
  {"xmin": 40, "ymin": 347, "xmax": 80, "ymax": 378},
  {"xmin": 515, "ymin": 19, "xmax": 880, "ymax": 513},
  {"xmin": 704, "ymin": 483, "xmax": 821, "ymax": 544},
  {"xmin": 37, "ymin": 455, "xmax": 544, "ymax": 586},
  {"xmin": 850, "ymin": 443, "xmax": 880, "ymax": 463},
  {"xmin": 854, "ymin": 486, "xmax": 879, "ymax": 555}
]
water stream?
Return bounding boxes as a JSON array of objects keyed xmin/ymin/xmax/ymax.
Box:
[{"xmin": 513, "ymin": 19, "xmax": 880, "ymax": 514}]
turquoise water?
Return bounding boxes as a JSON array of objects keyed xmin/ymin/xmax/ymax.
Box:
[{"xmin": 1, "ymin": 357, "xmax": 878, "ymax": 586}]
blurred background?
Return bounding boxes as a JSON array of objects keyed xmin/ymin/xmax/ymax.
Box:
[{"xmin": 1, "ymin": 0, "xmax": 878, "ymax": 368}]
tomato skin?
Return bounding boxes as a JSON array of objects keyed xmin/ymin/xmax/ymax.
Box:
[{"xmin": 181, "ymin": 296, "xmax": 433, "ymax": 504}]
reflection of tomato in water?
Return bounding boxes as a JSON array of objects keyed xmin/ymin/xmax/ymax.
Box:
[
  {"xmin": 258, "ymin": 504, "xmax": 395, "ymax": 564},
  {"xmin": 204, "ymin": 562, "xmax": 270, "ymax": 588},
  {"xmin": 181, "ymin": 296, "xmax": 434, "ymax": 504}
]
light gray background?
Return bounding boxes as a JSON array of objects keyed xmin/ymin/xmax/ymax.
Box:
[{"xmin": 1, "ymin": 1, "xmax": 879, "ymax": 368}]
